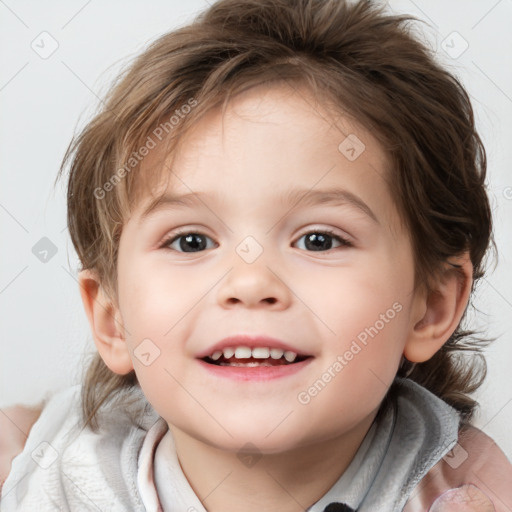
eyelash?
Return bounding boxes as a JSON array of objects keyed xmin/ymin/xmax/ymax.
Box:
[{"xmin": 159, "ymin": 228, "xmax": 353, "ymax": 253}]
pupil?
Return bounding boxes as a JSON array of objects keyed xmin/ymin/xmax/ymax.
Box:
[
  {"xmin": 306, "ymin": 233, "xmax": 332, "ymax": 251},
  {"xmin": 180, "ymin": 234, "xmax": 206, "ymax": 252}
]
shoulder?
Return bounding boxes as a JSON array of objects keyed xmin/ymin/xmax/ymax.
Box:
[
  {"xmin": 404, "ymin": 424, "xmax": 512, "ymax": 512},
  {"xmin": 1, "ymin": 384, "xmax": 157, "ymax": 511}
]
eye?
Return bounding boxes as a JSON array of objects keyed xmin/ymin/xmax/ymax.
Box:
[
  {"xmin": 160, "ymin": 228, "xmax": 351, "ymax": 253},
  {"xmin": 161, "ymin": 231, "xmax": 216, "ymax": 253},
  {"xmin": 294, "ymin": 230, "xmax": 352, "ymax": 252}
]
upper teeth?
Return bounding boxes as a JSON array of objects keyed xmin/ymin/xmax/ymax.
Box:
[{"xmin": 209, "ymin": 346, "xmax": 298, "ymax": 363}]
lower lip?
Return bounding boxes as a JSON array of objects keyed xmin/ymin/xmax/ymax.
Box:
[{"xmin": 196, "ymin": 357, "xmax": 314, "ymax": 381}]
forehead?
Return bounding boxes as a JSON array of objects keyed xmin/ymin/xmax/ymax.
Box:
[{"xmin": 130, "ymin": 82, "xmax": 394, "ymax": 224}]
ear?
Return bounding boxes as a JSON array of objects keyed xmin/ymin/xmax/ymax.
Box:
[
  {"xmin": 78, "ymin": 269, "xmax": 134, "ymax": 375},
  {"xmin": 404, "ymin": 254, "xmax": 473, "ymax": 363}
]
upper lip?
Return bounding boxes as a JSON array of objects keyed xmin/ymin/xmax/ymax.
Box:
[{"xmin": 195, "ymin": 335, "xmax": 313, "ymax": 359}]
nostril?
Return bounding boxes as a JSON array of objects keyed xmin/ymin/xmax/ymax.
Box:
[{"xmin": 225, "ymin": 297, "xmax": 277, "ymax": 305}]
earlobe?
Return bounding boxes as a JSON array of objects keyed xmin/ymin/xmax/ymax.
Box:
[
  {"xmin": 403, "ymin": 254, "xmax": 473, "ymax": 363},
  {"xmin": 78, "ymin": 269, "xmax": 134, "ymax": 375}
]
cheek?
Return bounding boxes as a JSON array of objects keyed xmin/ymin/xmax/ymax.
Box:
[
  {"xmin": 116, "ymin": 258, "xmax": 206, "ymax": 397},
  {"xmin": 313, "ymin": 261, "xmax": 410, "ymax": 339},
  {"xmin": 119, "ymin": 257, "xmax": 205, "ymax": 338},
  {"xmin": 304, "ymin": 257, "xmax": 413, "ymax": 397}
]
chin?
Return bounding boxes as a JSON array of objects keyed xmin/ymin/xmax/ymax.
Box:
[{"xmin": 189, "ymin": 420, "xmax": 313, "ymax": 456}]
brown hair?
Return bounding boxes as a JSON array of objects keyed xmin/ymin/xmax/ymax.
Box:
[{"xmin": 56, "ymin": 0, "xmax": 494, "ymax": 430}]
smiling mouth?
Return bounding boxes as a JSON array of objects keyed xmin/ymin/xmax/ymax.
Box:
[{"xmin": 201, "ymin": 347, "xmax": 312, "ymax": 368}]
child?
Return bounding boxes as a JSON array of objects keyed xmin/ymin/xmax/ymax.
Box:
[{"xmin": 2, "ymin": 0, "xmax": 512, "ymax": 510}]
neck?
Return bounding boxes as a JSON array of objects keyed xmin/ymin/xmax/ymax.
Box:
[{"xmin": 168, "ymin": 411, "xmax": 377, "ymax": 512}]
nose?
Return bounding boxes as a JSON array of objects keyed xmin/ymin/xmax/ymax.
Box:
[{"xmin": 216, "ymin": 254, "xmax": 292, "ymax": 310}]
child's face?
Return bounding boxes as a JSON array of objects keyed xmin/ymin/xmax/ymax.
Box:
[{"xmin": 113, "ymin": 82, "xmax": 425, "ymax": 453}]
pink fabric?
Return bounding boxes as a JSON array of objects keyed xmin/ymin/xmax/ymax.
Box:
[
  {"xmin": 405, "ymin": 425, "xmax": 512, "ymax": 512},
  {"xmin": 428, "ymin": 484, "xmax": 495, "ymax": 511}
]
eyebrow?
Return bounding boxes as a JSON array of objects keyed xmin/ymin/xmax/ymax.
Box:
[
  {"xmin": 281, "ymin": 187, "xmax": 378, "ymax": 224},
  {"xmin": 139, "ymin": 187, "xmax": 378, "ymax": 224}
]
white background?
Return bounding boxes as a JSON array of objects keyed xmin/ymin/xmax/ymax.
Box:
[{"xmin": 1, "ymin": 0, "xmax": 511, "ymax": 459}]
